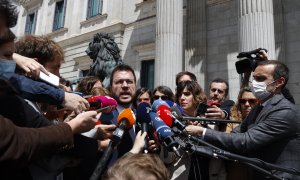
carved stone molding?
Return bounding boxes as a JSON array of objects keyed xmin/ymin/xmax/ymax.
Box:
[
  {"xmin": 80, "ymin": 13, "xmax": 108, "ymax": 28},
  {"xmin": 17, "ymin": 0, "xmax": 43, "ymax": 9},
  {"xmin": 207, "ymin": 0, "xmax": 231, "ymax": 6}
]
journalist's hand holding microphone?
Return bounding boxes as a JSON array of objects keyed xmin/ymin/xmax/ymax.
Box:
[{"xmin": 95, "ymin": 124, "xmax": 116, "ymax": 151}]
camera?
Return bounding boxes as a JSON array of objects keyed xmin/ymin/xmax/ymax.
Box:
[{"xmin": 235, "ymin": 48, "xmax": 268, "ymax": 74}]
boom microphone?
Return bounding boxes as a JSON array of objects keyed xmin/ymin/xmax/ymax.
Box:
[
  {"xmin": 136, "ymin": 102, "xmax": 152, "ymax": 153},
  {"xmin": 87, "ymin": 96, "xmax": 117, "ymax": 113},
  {"xmin": 182, "ymin": 116, "xmax": 241, "ymax": 124},
  {"xmin": 149, "ymin": 112, "xmax": 180, "ymax": 157}
]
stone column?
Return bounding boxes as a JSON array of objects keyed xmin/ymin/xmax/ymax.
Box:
[
  {"xmin": 239, "ymin": 0, "xmax": 276, "ymax": 59},
  {"xmin": 155, "ymin": 0, "xmax": 183, "ymax": 91},
  {"xmin": 273, "ymin": 0, "xmax": 285, "ymax": 63},
  {"xmin": 185, "ymin": 0, "xmax": 207, "ymax": 89}
]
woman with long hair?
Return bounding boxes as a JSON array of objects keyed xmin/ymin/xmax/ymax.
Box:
[{"xmin": 175, "ymin": 80, "xmax": 209, "ymax": 180}]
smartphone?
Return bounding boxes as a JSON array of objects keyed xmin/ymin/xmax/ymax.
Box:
[
  {"xmin": 197, "ymin": 103, "xmax": 210, "ymax": 116},
  {"xmin": 39, "ymin": 71, "xmax": 59, "ymax": 87}
]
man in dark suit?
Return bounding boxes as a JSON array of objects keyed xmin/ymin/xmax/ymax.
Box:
[
  {"xmin": 107, "ymin": 64, "xmax": 137, "ymax": 166},
  {"xmin": 186, "ymin": 60, "xmax": 300, "ymax": 179},
  {"xmin": 206, "ymin": 78, "xmax": 235, "ymax": 121}
]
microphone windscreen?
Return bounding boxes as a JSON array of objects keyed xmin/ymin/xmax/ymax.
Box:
[
  {"xmin": 136, "ymin": 102, "xmax": 152, "ymax": 123},
  {"xmin": 117, "ymin": 108, "xmax": 136, "ymax": 129},
  {"xmin": 157, "ymin": 105, "xmax": 173, "ymax": 127},
  {"xmin": 165, "ymin": 100, "xmax": 175, "ymax": 107},
  {"xmin": 170, "ymin": 106, "xmax": 183, "ymax": 120},
  {"xmin": 149, "ymin": 112, "xmax": 173, "ymax": 140},
  {"xmin": 88, "ymin": 96, "xmax": 117, "ymax": 113},
  {"xmin": 152, "ymin": 99, "xmax": 169, "ymax": 112}
]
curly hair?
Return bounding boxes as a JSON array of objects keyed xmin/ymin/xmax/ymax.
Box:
[
  {"xmin": 0, "ymin": 0, "xmax": 18, "ymax": 28},
  {"xmin": 229, "ymin": 87, "xmax": 253, "ymax": 121},
  {"xmin": 176, "ymin": 81, "xmax": 207, "ymax": 106},
  {"xmin": 15, "ymin": 35, "xmax": 64, "ymax": 66}
]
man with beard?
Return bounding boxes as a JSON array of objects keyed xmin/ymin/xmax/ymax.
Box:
[
  {"xmin": 186, "ymin": 60, "xmax": 300, "ymax": 179},
  {"xmin": 206, "ymin": 78, "xmax": 235, "ymax": 123},
  {"xmin": 107, "ymin": 64, "xmax": 137, "ymax": 166}
]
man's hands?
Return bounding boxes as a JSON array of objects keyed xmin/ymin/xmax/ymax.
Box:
[
  {"xmin": 95, "ymin": 124, "xmax": 116, "ymax": 140},
  {"xmin": 62, "ymin": 92, "xmax": 90, "ymax": 114},
  {"xmin": 13, "ymin": 53, "xmax": 49, "ymax": 79},
  {"xmin": 205, "ymin": 105, "xmax": 225, "ymax": 119},
  {"xmin": 257, "ymin": 49, "xmax": 269, "ymax": 61},
  {"xmin": 185, "ymin": 125, "xmax": 204, "ymax": 136},
  {"xmin": 66, "ymin": 111, "xmax": 98, "ymax": 134}
]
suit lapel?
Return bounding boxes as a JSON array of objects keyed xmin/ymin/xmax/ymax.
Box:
[{"xmin": 255, "ymin": 94, "xmax": 284, "ymax": 124}]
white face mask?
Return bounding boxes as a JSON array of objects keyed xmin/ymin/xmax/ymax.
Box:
[
  {"xmin": 0, "ymin": 59, "xmax": 16, "ymax": 80},
  {"xmin": 250, "ymin": 80, "xmax": 274, "ymax": 101}
]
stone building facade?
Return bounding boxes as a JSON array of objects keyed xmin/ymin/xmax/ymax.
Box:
[{"xmin": 13, "ymin": 0, "xmax": 300, "ymax": 107}]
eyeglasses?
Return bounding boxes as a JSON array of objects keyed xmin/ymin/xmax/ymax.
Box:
[
  {"xmin": 113, "ymin": 79, "xmax": 135, "ymax": 85},
  {"xmin": 152, "ymin": 95, "xmax": 169, "ymax": 101},
  {"xmin": 239, "ymin": 98, "xmax": 258, "ymax": 105}
]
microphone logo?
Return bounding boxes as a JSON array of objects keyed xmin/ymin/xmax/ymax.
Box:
[{"xmin": 146, "ymin": 107, "xmax": 152, "ymax": 113}]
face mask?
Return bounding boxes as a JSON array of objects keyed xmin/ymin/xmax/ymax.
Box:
[
  {"xmin": 250, "ymin": 80, "xmax": 274, "ymax": 101},
  {"xmin": 0, "ymin": 59, "xmax": 16, "ymax": 80}
]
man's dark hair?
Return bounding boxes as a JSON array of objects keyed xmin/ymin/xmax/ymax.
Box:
[
  {"xmin": 209, "ymin": 78, "xmax": 229, "ymax": 98},
  {"xmin": 0, "ymin": 0, "xmax": 18, "ymax": 28},
  {"xmin": 175, "ymin": 71, "xmax": 197, "ymax": 86},
  {"xmin": 257, "ymin": 60, "xmax": 294, "ymax": 103},
  {"xmin": 109, "ymin": 64, "xmax": 136, "ymax": 86},
  {"xmin": 0, "ymin": 28, "xmax": 15, "ymax": 46},
  {"xmin": 257, "ymin": 60, "xmax": 289, "ymax": 87}
]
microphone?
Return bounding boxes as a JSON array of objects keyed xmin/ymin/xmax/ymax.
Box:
[
  {"xmin": 165, "ymin": 100, "xmax": 184, "ymax": 114},
  {"xmin": 170, "ymin": 106, "xmax": 186, "ymax": 131},
  {"xmin": 156, "ymin": 104, "xmax": 173, "ymax": 127},
  {"xmin": 136, "ymin": 102, "xmax": 152, "ymax": 153},
  {"xmin": 182, "ymin": 116, "xmax": 241, "ymax": 124},
  {"xmin": 90, "ymin": 108, "xmax": 135, "ymax": 180},
  {"xmin": 152, "ymin": 99, "xmax": 169, "ymax": 112},
  {"xmin": 149, "ymin": 111, "xmax": 180, "ymax": 157},
  {"xmin": 87, "ymin": 96, "xmax": 117, "ymax": 113}
]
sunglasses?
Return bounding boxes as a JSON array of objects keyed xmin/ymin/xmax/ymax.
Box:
[
  {"xmin": 239, "ymin": 98, "xmax": 258, "ymax": 105},
  {"xmin": 153, "ymin": 95, "xmax": 169, "ymax": 101}
]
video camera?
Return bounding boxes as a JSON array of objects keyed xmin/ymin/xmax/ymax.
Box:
[{"xmin": 235, "ymin": 48, "xmax": 268, "ymax": 74}]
